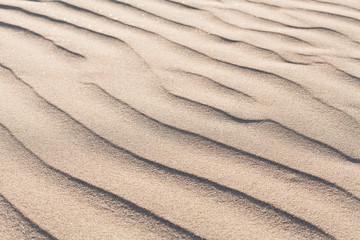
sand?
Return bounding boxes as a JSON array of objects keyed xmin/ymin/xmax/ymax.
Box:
[{"xmin": 0, "ymin": 0, "xmax": 359, "ymax": 239}]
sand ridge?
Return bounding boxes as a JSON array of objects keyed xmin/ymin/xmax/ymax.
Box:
[{"xmin": 0, "ymin": 0, "xmax": 359, "ymax": 239}]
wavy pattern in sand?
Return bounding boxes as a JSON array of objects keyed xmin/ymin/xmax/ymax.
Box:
[{"xmin": 0, "ymin": 0, "xmax": 359, "ymax": 239}]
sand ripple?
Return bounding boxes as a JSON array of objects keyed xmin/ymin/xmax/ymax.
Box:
[{"xmin": 0, "ymin": 0, "xmax": 359, "ymax": 239}]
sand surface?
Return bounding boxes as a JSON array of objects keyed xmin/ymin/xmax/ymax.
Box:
[{"xmin": 0, "ymin": 0, "xmax": 360, "ymax": 239}]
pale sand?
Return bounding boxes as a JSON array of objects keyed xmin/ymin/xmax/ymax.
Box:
[{"xmin": 0, "ymin": 0, "xmax": 359, "ymax": 239}]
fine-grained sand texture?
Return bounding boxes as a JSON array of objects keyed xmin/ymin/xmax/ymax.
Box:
[{"xmin": 0, "ymin": 0, "xmax": 360, "ymax": 239}]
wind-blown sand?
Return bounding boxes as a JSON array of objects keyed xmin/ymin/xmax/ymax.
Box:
[{"xmin": 0, "ymin": 0, "xmax": 359, "ymax": 239}]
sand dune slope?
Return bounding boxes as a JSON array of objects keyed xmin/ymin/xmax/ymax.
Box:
[{"xmin": 0, "ymin": 0, "xmax": 359, "ymax": 239}]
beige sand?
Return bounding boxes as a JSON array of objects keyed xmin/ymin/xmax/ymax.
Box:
[{"xmin": 0, "ymin": 0, "xmax": 359, "ymax": 239}]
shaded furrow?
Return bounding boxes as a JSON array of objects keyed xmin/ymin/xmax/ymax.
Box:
[{"xmin": 0, "ymin": 195, "xmax": 56, "ymax": 240}]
